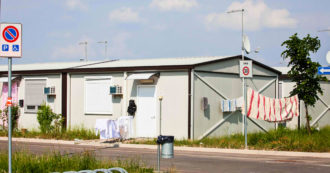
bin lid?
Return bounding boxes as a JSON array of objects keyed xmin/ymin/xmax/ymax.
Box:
[{"xmin": 157, "ymin": 135, "xmax": 174, "ymax": 144}]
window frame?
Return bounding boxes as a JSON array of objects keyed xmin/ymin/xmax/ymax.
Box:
[
  {"xmin": 84, "ymin": 76, "xmax": 113, "ymax": 115},
  {"xmin": 24, "ymin": 78, "xmax": 47, "ymax": 113}
]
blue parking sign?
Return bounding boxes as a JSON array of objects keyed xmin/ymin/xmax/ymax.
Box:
[
  {"xmin": 12, "ymin": 45, "xmax": 19, "ymax": 52},
  {"xmin": 2, "ymin": 44, "xmax": 9, "ymax": 51}
]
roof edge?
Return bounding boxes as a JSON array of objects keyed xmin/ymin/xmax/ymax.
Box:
[{"xmin": 193, "ymin": 55, "xmax": 282, "ymax": 75}]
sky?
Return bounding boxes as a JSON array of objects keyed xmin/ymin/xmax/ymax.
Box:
[{"xmin": 0, "ymin": 0, "xmax": 330, "ymax": 67}]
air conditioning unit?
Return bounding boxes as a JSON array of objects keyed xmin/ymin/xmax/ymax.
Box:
[
  {"xmin": 110, "ymin": 85, "xmax": 122, "ymax": 95},
  {"xmin": 44, "ymin": 86, "xmax": 55, "ymax": 95}
]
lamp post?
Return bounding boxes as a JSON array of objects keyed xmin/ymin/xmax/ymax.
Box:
[
  {"xmin": 79, "ymin": 41, "xmax": 88, "ymax": 61},
  {"xmin": 97, "ymin": 41, "xmax": 108, "ymax": 60},
  {"xmin": 227, "ymin": 9, "xmax": 248, "ymax": 149}
]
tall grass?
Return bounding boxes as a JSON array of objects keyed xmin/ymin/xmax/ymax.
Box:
[
  {"xmin": 0, "ymin": 151, "xmax": 153, "ymax": 173},
  {"xmin": 0, "ymin": 127, "xmax": 99, "ymax": 140},
  {"xmin": 127, "ymin": 126, "xmax": 330, "ymax": 152}
]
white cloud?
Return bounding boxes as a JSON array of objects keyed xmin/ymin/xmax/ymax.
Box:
[
  {"xmin": 151, "ymin": 24, "xmax": 168, "ymax": 31},
  {"xmin": 51, "ymin": 36, "xmax": 95, "ymax": 60},
  {"xmin": 47, "ymin": 32, "xmax": 72, "ymax": 38},
  {"xmin": 51, "ymin": 45, "xmax": 82, "ymax": 60},
  {"xmin": 150, "ymin": 0, "xmax": 198, "ymax": 11},
  {"xmin": 65, "ymin": 0, "xmax": 88, "ymax": 11},
  {"xmin": 205, "ymin": 0, "xmax": 297, "ymax": 31},
  {"xmin": 109, "ymin": 7, "xmax": 141, "ymax": 23},
  {"xmin": 109, "ymin": 32, "xmax": 133, "ymax": 58}
]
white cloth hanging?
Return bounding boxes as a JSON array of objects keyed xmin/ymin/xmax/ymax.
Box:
[
  {"xmin": 246, "ymin": 88, "xmax": 299, "ymax": 122},
  {"xmin": 117, "ymin": 116, "xmax": 134, "ymax": 139},
  {"xmin": 95, "ymin": 119, "xmax": 120, "ymax": 139},
  {"xmin": 221, "ymin": 99, "xmax": 238, "ymax": 112},
  {"xmin": 108, "ymin": 120, "xmax": 120, "ymax": 139},
  {"xmin": 95, "ymin": 119, "xmax": 110, "ymax": 139}
]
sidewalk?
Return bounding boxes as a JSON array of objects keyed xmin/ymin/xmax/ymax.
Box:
[{"xmin": 1, "ymin": 137, "xmax": 329, "ymax": 158}]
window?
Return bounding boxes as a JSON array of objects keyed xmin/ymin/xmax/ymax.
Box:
[
  {"xmin": 85, "ymin": 77, "xmax": 113, "ymax": 114},
  {"xmin": 24, "ymin": 79, "xmax": 46, "ymax": 113}
]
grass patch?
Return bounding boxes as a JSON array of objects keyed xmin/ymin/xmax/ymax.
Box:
[
  {"xmin": 0, "ymin": 150, "xmax": 153, "ymax": 173},
  {"xmin": 126, "ymin": 126, "xmax": 330, "ymax": 152},
  {"xmin": 0, "ymin": 127, "xmax": 99, "ymax": 140}
]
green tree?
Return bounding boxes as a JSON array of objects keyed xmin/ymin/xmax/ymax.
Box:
[{"xmin": 281, "ymin": 33, "xmax": 327, "ymax": 133}]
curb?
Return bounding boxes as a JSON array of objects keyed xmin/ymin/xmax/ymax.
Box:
[{"xmin": 1, "ymin": 137, "xmax": 329, "ymax": 158}]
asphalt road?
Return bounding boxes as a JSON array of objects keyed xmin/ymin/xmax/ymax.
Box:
[{"xmin": 0, "ymin": 141, "xmax": 329, "ymax": 173}]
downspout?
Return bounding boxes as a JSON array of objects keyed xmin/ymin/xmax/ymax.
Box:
[
  {"xmin": 275, "ymin": 75, "xmax": 279, "ymax": 129},
  {"xmin": 67, "ymin": 73, "xmax": 71, "ymax": 129},
  {"xmin": 123, "ymin": 72, "xmax": 127, "ymax": 116},
  {"xmin": 188, "ymin": 68, "xmax": 194, "ymax": 140},
  {"xmin": 61, "ymin": 72, "xmax": 67, "ymax": 129}
]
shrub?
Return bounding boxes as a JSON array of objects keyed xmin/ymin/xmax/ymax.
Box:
[
  {"xmin": 37, "ymin": 104, "xmax": 61, "ymax": 134},
  {"xmin": 3, "ymin": 104, "xmax": 20, "ymax": 131}
]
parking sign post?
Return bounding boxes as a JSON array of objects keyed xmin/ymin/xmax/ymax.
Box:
[{"xmin": 0, "ymin": 23, "xmax": 22, "ymax": 173}]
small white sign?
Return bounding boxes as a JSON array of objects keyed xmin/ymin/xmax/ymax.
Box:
[
  {"xmin": 0, "ymin": 23, "xmax": 22, "ymax": 58},
  {"xmin": 240, "ymin": 60, "xmax": 253, "ymax": 78}
]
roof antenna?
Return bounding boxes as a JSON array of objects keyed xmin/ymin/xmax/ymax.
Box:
[
  {"xmin": 79, "ymin": 41, "xmax": 88, "ymax": 62},
  {"xmin": 97, "ymin": 41, "xmax": 108, "ymax": 60}
]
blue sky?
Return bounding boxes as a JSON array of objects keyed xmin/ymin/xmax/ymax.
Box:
[{"xmin": 0, "ymin": 0, "xmax": 330, "ymax": 67}]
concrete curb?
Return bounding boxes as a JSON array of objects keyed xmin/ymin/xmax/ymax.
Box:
[{"xmin": 1, "ymin": 137, "xmax": 329, "ymax": 158}]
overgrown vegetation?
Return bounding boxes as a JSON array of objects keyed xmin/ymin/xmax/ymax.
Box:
[
  {"xmin": 127, "ymin": 126, "xmax": 330, "ymax": 152},
  {"xmin": 0, "ymin": 127, "xmax": 99, "ymax": 140},
  {"xmin": 1, "ymin": 105, "xmax": 20, "ymax": 131},
  {"xmin": 37, "ymin": 103, "xmax": 62, "ymax": 134},
  {"xmin": 0, "ymin": 151, "xmax": 153, "ymax": 173}
]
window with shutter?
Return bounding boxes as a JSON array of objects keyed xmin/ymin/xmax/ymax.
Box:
[
  {"xmin": 84, "ymin": 77, "xmax": 113, "ymax": 114},
  {"xmin": 24, "ymin": 79, "xmax": 46, "ymax": 113}
]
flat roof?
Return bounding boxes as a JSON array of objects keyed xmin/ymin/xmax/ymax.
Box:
[
  {"xmin": 0, "ymin": 61, "xmax": 101, "ymax": 72},
  {"xmin": 71, "ymin": 56, "xmax": 230, "ymax": 69},
  {"xmin": 0, "ymin": 55, "xmax": 281, "ymax": 75}
]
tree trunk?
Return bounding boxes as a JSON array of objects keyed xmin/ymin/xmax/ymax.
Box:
[{"xmin": 305, "ymin": 104, "xmax": 311, "ymax": 134}]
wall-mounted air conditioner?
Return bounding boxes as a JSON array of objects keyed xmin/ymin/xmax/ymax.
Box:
[
  {"xmin": 44, "ymin": 86, "xmax": 56, "ymax": 95},
  {"xmin": 110, "ymin": 85, "xmax": 122, "ymax": 96}
]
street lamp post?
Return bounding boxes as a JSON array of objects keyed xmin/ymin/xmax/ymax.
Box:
[
  {"xmin": 79, "ymin": 41, "xmax": 88, "ymax": 61},
  {"xmin": 97, "ymin": 41, "xmax": 108, "ymax": 60},
  {"xmin": 227, "ymin": 9, "xmax": 248, "ymax": 149}
]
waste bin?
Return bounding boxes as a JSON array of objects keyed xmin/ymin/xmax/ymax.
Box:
[{"xmin": 157, "ymin": 135, "xmax": 174, "ymax": 158}]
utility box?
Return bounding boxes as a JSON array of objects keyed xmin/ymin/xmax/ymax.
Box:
[{"xmin": 157, "ymin": 135, "xmax": 174, "ymax": 158}]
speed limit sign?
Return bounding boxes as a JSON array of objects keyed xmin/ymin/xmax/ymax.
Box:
[{"xmin": 240, "ymin": 60, "xmax": 252, "ymax": 78}]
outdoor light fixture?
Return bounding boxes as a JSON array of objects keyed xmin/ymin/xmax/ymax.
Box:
[{"xmin": 79, "ymin": 41, "xmax": 88, "ymax": 61}]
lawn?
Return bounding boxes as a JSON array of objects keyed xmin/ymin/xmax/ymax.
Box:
[
  {"xmin": 0, "ymin": 150, "xmax": 154, "ymax": 173},
  {"xmin": 127, "ymin": 126, "xmax": 330, "ymax": 152},
  {"xmin": 0, "ymin": 127, "xmax": 99, "ymax": 140}
]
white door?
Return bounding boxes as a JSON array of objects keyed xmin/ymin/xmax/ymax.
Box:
[{"xmin": 136, "ymin": 85, "xmax": 157, "ymax": 137}]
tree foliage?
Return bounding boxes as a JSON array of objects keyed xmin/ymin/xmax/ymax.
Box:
[
  {"xmin": 37, "ymin": 103, "xmax": 62, "ymax": 133},
  {"xmin": 281, "ymin": 33, "xmax": 327, "ymax": 133}
]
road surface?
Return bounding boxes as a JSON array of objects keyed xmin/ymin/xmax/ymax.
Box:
[{"xmin": 0, "ymin": 141, "xmax": 329, "ymax": 173}]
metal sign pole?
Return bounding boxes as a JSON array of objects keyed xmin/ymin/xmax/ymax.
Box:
[
  {"xmin": 8, "ymin": 57, "xmax": 12, "ymax": 173},
  {"xmin": 240, "ymin": 9, "xmax": 248, "ymax": 150},
  {"xmin": 157, "ymin": 96, "xmax": 163, "ymax": 172}
]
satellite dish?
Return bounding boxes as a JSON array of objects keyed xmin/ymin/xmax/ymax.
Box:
[
  {"xmin": 243, "ymin": 35, "xmax": 251, "ymax": 54},
  {"xmin": 327, "ymin": 51, "xmax": 330, "ymax": 64}
]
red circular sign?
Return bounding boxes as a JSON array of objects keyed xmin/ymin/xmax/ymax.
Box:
[
  {"xmin": 242, "ymin": 66, "xmax": 250, "ymax": 75},
  {"xmin": 2, "ymin": 26, "xmax": 19, "ymax": 43}
]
